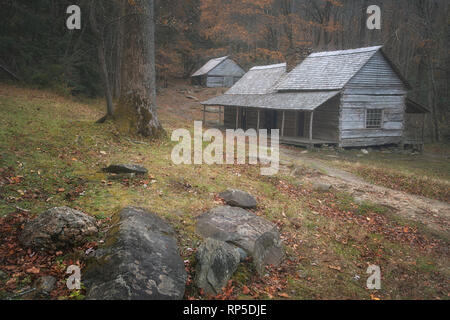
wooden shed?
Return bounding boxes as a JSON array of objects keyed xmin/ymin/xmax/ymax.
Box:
[
  {"xmin": 202, "ymin": 46, "xmax": 428, "ymax": 148},
  {"xmin": 191, "ymin": 56, "xmax": 245, "ymax": 88}
]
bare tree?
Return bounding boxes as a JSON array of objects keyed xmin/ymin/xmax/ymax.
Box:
[{"xmin": 89, "ymin": 0, "xmax": 114, "ymax": 121}]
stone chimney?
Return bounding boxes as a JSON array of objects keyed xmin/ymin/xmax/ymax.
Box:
[{"xmin": 286, "ymin": 46, "xmax": 313, "ymax": 72}]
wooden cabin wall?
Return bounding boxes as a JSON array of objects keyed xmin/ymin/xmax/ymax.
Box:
[
  {"xmin": 340, "ymin": 51, "xmax": 408, "ymax": 147},
  {"xmin": 224, "ymin": 106, "xmax": 237, "ymax": 129},
  {"xmin": 208, "ymin": 59, "xmax": 245, "ymax": 78},
  {"xmin": 207, "ymin": 59, "xmax": 245, "ymax": 88},
  {"xmin": 206, "ymin": 76, "xmax": 226, "ymax": 88},
  {"xmin": 245, "ymin": 109, "xmax": 267, "ymax": 130},
  {"xmin": 275, "ymin": 111, "xmax": 297, "ymax": 137},
  {"xmin": 313, "ymin": 96, "xmax": 340, "ymax": 141}
]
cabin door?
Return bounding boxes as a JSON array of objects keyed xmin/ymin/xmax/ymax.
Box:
[
  {"xmin": 265, "ymin": 110, "xmax": 278, "ymax": 133},
  {"xmin": 297, "ymin": 112, "xmax": 305, "ymax": 137},
  {"xmin": 241, "ymin": 108, "xmax": 247, "ymax": 130}
]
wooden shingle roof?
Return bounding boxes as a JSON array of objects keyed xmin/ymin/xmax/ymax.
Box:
[
  {"xmin": 276, "ymin": 46, "xmax": 383, "ymax": 91},
  {"xmin": 226, "ymin": 63, "xmax": 287, "ymax": 95},
  {"xmin": 202, "ymin": 91, "xmax": 340, "ymax": 111},
  {"xmin": 191, "ymin": 56, "xmax": 229, "ymax": 77}
]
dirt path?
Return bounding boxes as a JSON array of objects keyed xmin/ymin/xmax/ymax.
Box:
[{"xmin": 280, "ymin": 148, "xmax": 450, "ymax": 239}]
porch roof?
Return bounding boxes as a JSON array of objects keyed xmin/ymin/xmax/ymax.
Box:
[{"xmin": 201, "ymin": 90, "xmax": 340, "ymax": 111}]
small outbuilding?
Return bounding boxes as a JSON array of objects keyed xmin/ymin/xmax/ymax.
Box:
[
  {"xmin": 202, "ymin": 46, "xmax": 429, "ymax": 149},
  {"xmin": 191, "ymin": 56, "xmax": 245, "ymax": 88}
]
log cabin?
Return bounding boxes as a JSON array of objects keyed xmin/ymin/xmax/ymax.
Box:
[
  {"xmin": 202, "ymin": 46, "xmax": 429, "ymax": 149},
  {"xmin": 191, "ymin": 56, "xmax": 245, "ymax": 88}
]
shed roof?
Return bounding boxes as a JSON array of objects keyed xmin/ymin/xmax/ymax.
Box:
[
  {"xmin": 225, "ymin": 63, "xmax": 287, "ymax": 95},
  {"xmin": 191, "ymin": 56, "xmax": 229, "ymax": 77},
  {"xmin": 406, "ymin": 98, "xmax": 430, "ymax": 113},
  {"xmin": 202, "ymin": 91, "xmax": 340, "ymax": 111},
  {"xmin": 277, "ymin": 46, "xmax": 388, "ymax": 91}
]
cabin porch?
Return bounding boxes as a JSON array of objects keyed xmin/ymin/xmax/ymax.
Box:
[
  {"xmin": 280, "ymin": 136, "xmax": 338, "ymax": 148},
  {"xmin": 204, "ymin": 105, "xmax": 340, "ymax": 148}
]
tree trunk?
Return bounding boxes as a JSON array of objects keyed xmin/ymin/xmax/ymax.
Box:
[
  {"xmin": 89, "ymin": 1, "xmax": 114, "ymax": 118},
  {"xmin": 114, "ymin": 0, "xmax": 164, "ymax": 137}
]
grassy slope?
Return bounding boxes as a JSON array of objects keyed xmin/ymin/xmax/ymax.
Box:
[{"xmin": 0, "ymin": 84, "xmax": 448, "ymax": 300}]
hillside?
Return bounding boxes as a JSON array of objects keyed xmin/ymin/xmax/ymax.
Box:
[{"xmin": 0, "ymin": 83, "xmax": 448, "ymax": 300}]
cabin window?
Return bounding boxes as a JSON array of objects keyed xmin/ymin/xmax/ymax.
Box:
[{"xmin": 366, "ymin": 109, "xmax": 383, "ymax": 129}]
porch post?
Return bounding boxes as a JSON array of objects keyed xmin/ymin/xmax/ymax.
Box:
[
  {"xmin": 421, "ymin": 113, "xmax": 425, "ymax": 142},
  {"xmin": 203, "ymin": 105, "xmax": 206, "ymax": 124},
  {"xmin": 281, "ymin": 111, "xmax": 286, "ymax": 137},
  {"xmin": 235, "ymin": 106, "xmax": 239, "ymax": 129},
  {"xmin": 309, "ymin": 111, "xmax": 314, "ymax": 141},
  {"xmin": 257, "ymin": 110, "xmax": 260, "ymax": 131}
]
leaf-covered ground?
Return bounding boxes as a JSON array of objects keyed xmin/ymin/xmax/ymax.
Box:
[
  {"xmin": 303, "ymin": 147, "xmax": 450, "ymax": 203},
  {"xmin": 0, "ymin": 84, "xmax": 448, "ymax": 300}
]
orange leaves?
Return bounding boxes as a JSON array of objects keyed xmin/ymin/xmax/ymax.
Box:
[
  {"xmin": 242, "ymin": 285, "xmax": 251, "ymax": 295},
  {"xmin": 0, "ymin": 210, "xmax": 97, "ymax": 299},
  {"xmin": 26, "ymin": 266, "xmax": 40, "ymax": 274},
  {"xmin": 328, "ymin": 265, "xmax": 342, "ymax": 272}
]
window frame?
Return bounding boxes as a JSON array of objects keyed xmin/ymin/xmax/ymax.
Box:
[{"xmin": 365, "ymin": 109, "xmax": 384, "ymax": 129}]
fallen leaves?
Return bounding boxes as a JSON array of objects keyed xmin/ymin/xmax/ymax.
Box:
[
  {"xmin": 355, "ymin": 166, "xmax": 450, "ymax": 203},
  {"xmin": 0, "ymin": 210, "xmax": 96, "ymax": 299},
  {"xmin": 328, "ymin": 265, "xmax": 342, "ymax": 272},
  {"xmin": 242, "ymin": 285, "xmax": 251, "ymax": 295},
  {"xmin": 278, "ymin": 292, "xmax": 290, "ymax": 298},
  {"xmin": 26, "ymin": 266, "xmax": 40, "ymax": 274}
]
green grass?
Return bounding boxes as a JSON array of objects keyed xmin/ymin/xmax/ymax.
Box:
[{"xmin": 0, "ymin": 84, "xmax": 449, "ymax": 300}]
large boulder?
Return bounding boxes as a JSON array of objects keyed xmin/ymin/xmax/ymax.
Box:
[
  {"xmin": 253, "ymin": 231, "xmax": 284, "ymax": 275},
  {"xmin": 19, "ymin": 207, "xmax": 98, "ymax": 251},
  {"xmin": 195, "ymin": 238, "xmax": 241, "ymax": 295},
  {"xmin": 218, "ymin": 189, "xmax": 257, "ymax": 208},
  {"xmin": 103, "ymin": 164, "xmax": 148, "ymax": 175},
  {"xmin": 84, "ymin": 207, "xmax": 186, "ymax": 300},
  {"xmin": 196, "ymin": 206, "xmax": 284, "ymax": 275}
]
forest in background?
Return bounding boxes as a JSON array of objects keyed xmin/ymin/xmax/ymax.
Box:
[{"xmin": 0, "ymin": 0, "xmax": 448, "ymax": 141}]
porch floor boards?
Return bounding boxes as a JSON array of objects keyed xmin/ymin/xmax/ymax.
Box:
[{"xmin": 281, "ymin": 136, "xmax": 337, "ymax": 147}]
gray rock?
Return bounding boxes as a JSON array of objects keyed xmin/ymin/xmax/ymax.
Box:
[
  {"xmin": 313, "ymin": 183, "xmax": 332, "ymax": 192},
  {"xmin": 195, "ymin": 238, "xmax": 240, "ymax": 295},
  {"xmin": 218, "ymin": 189, "xmax": 257, "ymax": 208},
  {"xmin": 253, "ymin": 231, "xmax": 284, "ymax": 275},
  {"xmin": 0, "ymin": 270, "xmax": 7, "ymax": 281},
  {"xmin": 19, "ymin": 207, "xmax": 98, "ymax": 251},
  {"xmin": 34, "ymin": 276, "xmax": 57, "ymax": 296},
  {"xmin": 103, "ymin": 164, "xmax": 148, "ymax": 175},
  {"xmin": 237, "ymin": 248, "xmax": 248, "ymax": 262},
  {"xmin": 196, "ymin": 206, "xmax": 284, "ymax": 275},
  {"xmin": 84, "ymin": 207, "xmax": 186, "ymax": 300}
]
